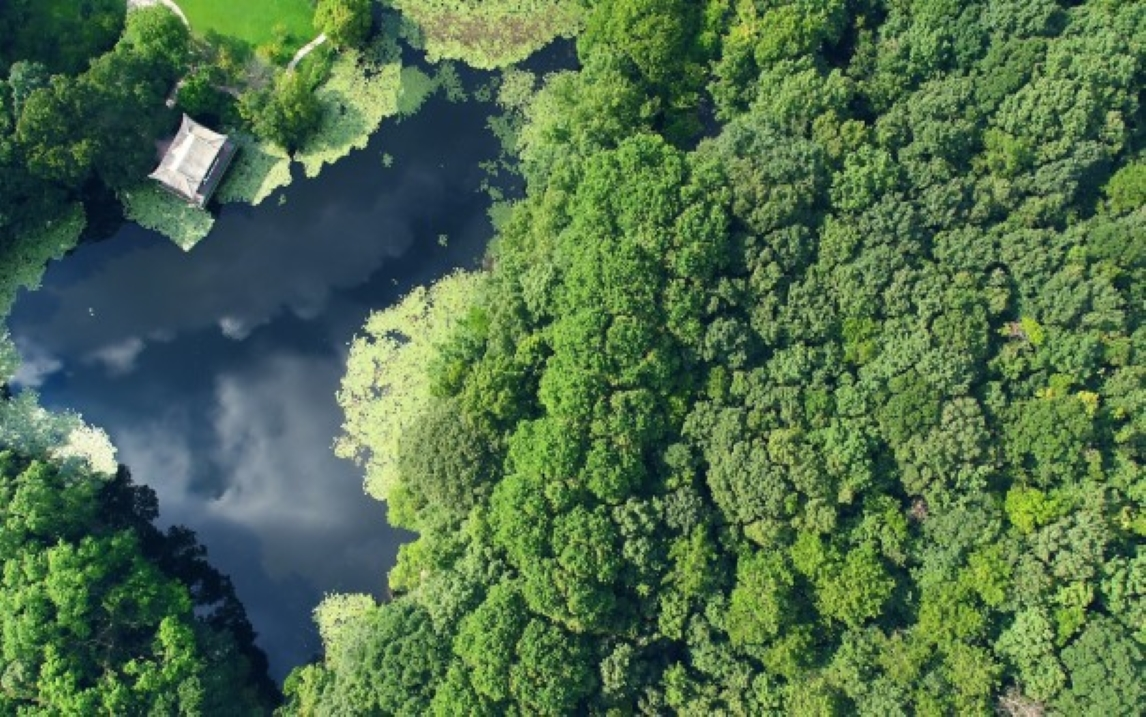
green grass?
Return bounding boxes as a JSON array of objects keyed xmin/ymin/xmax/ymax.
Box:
[{"xmin": 177, "ymin": 0, "xmax": 315, "ymax": 53}]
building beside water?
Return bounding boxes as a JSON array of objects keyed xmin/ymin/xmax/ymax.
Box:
[{"xmin": 149, "ymin": 115, "xmax": 236, "ymax": 207}]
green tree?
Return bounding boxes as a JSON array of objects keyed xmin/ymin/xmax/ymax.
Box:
[
  {"xmin": 0, "ymin": 450, "xmax": 276, "ymax": 714},
  {"xmin": 240, "ymin": 71, "xmax": 322, "ymax": 151},
  {"xmin": 314, "ymin": 0, "xmax": 372, "ymax": 49},
  {"xmin": 816, "ymin": 545, "xmax": 895, "ymax": 629},
  {"xmin": 727, "ymin": 552, "xmax": 795, "ymax": 648},
  {"xmin": 120, "ymin": 5, "xmax": 190, "ymax": 78},
  {"xmin": 509, "ymin": 619, "xmax": 597, "ymax": 714},
  {"xmin": 1057, "ymin": 617, "xmax": 1144, "ymax": 715},
  {"xmin": 288, "ymin": 0, "xmax": 1146, "ymax": 712},
  {"xmin": 0, "ymin": 0, "xmax": 124, "ymax": 74},
  {"xmin": 453, "ymin": 582, "xmax": 529, "ymax": 702}
]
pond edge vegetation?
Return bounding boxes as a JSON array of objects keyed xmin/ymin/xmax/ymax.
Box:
[{"xmin": 1, "ymin": 0, "xmax": 1144, "ymax": 714}]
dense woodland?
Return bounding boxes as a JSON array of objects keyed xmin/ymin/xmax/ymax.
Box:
[
  {"xmin": 0, "ymin": 449, "xmax": 278, "ymax": 713},
  {"xmin": 297, "ymin": 0, "xmax": 1145, "ymax": 714},
  {"xmin": 0, "ymin": 2, "xmax": 187, "ymax": 306},
  {"xmin": 1, "ymin": 0, "xmax": 1143, "ymax": 714}
]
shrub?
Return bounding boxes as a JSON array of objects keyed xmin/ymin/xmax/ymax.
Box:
[{"xmin": 314, "ymin": 0, "xmax": 372, "ymax": 49}]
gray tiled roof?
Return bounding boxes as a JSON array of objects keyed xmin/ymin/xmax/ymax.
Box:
[{"xmin": 149, "ymin": 115, "xmax": 233, "ymax": 206}]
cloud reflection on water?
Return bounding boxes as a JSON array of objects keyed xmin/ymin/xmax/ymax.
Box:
[
  {"xmin": 111, "ymin": 350, "xmax": 397, "ymax": 674},
  {"xmin": 8, "ymin": 96, "xmax": 499, "ymax": 680},
  {"xmin": 19, "ymin": 166, "xmax": 439, "ymax": 364}
]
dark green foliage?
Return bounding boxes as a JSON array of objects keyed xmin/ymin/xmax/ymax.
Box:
[
  {"xmin": 177, "ymin": 64, "xmax": 234, "ymax": 122},
  {"xmin": 0, "ymin": 0, "xmax": 125, "ymax": 75},
  {"xmin": 396, "ymin": 398, "xmax": 495, "ymax": 524},
  {"xmin": 1058, "ymin": 617, "xmax": 1144, "ymax": 714},
  {"xmin": 239, "ymin": 69, "xmax": 323, "ymax": 151},
  {"xmin": 121, "ymin": 5, "xmax": 191, "ymax": 77},
  {"xmin": 14, "ymin": 7, "xmax": 186, "ymax": 190},
  {"xmin": 283, "ymin": 0, "xmax": 1144, "ymax": 713}
]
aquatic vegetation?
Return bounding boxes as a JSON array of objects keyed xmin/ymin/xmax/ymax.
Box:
[
  {"xmin": 393, "ymin": 0, "xmax": 582, "ymax": 69},
  {"xmin": 294, "ymin": 48, "xmax": 403, "ymax": 178},
  {"xmin": 0, "ymin": 206, "xmax": 85, "ymax": 317},
  {"xmin": 120, "ymin": 183, "xmax": 215, "ymax": 250},
  {"xmin": 217, "ymin": 131, "xmax": 294, "ymax": 206}
]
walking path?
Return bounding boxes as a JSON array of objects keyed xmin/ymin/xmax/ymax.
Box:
[
  {"xmin": 126, "ymin": 0, "xmax": 326, "ymax": 73},
  {"xmin": 287, "ymin": 33, "xmax": 328, "ymax": 72},
  {"xmin": 126, "ymin": 0, "xmax": 189, "ymax": 26}
]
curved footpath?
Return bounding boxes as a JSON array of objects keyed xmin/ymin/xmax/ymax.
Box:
[
  {"xmin": 287, "ymin": 33, "xmax": 328, "ymax": 71},
  {"xmin": 125, "ymin": 0, "xmax": 328, "ymax": 72}
]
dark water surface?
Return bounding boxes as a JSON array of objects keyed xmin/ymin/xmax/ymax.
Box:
[{"xmin": 9, "ymin": 96, "xmax": 499, "ymax": 679}]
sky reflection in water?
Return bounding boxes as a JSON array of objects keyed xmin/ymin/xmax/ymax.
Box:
[{"xmin": 9, "ymin": 97, "xmax": 498, "ymax": 678}]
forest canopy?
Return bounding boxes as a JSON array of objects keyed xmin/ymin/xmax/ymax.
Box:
[
  {"xmin": 0, "ymin": 0, "xmax": 1141, "ymax": 713},
  {"xmin": 0, "ymin": 449, "xmax": 278, "ymax": 713},
  {"xmin": 288, "ymin": 0, "xmax": 1146, "ymax": 714}
]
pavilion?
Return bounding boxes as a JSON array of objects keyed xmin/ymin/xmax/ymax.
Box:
[{"xmin": 149, "ymin": 115, "xmax": 236, "ymax": 207}]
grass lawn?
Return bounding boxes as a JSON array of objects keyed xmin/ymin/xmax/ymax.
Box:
[{"xmin": 177, "ymin": 0, "xmax": 315, "ymax": 53}]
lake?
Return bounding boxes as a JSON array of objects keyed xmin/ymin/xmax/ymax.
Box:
[{"xmin": 8, "ymin": 93, "xmax": 502, "ymax": 679}]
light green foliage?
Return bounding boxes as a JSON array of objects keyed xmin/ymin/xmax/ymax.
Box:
[
  {"xmin": 0, "ymin": 204, "xmax": 84, "ymax": 317},
  {"xmin": 435, "ymin": 61, "xmax": 467, "ymax": 102},
  {"xmin": 1005, "ymin": 485, "xmax": 1068, "ymax": 534},
  {"xmin": 284, "ymin": 601, "xmax": 449, "ymax": 714},
  {"xmin": 397, "ymin": 66, "xmax": 438, "ymax": 117},
  {"xmin": 816, "ymin": 546, "xmax": 895, "ymax": 628},
  {"xmin": 315, "ymin": 592, "xmax": 376, "ymax": 646},
  {"xmin": 314, "ymin": 0, "xmax": 372, "ymax": 49},
  {"xmin": 216, "ymin": 132, "xmax": 293, "ymax": 206},
  {"xmin": 454, "ymin": 582, "xmax": 527, "ymax": 702},
  {"xmin": 728, "ymin": 552, "xmax": 795, "ymax": 647},
  {"xmin": 336, "ymin": 271, "xmax": 481, "ymax": 501},
  {"xmin": 257, "ymin": 22, "xmax": 299, "ymax": 65},
  {"xmin": 120, "ymin": 183, "xmax": 215, "ymax": 251},
  {"xmin": 294, "ymin": 49, "xmax": 403, "ymax": 177},
  {"xmin": 0, "ymin": 333, "xmax": 18, "ymax": 383},
  {"xmin": 392, "ymin": 0, "xmax": 583, "ymax": 69},
  {"xmin": 515, "ymin": 63, "xmax": 648, "ymax": 184},
  {"xmin": 497, "ymin": 68, "xmax": 536, "ymax": 113},
  {"xmin": 0, "ymin": 392, "xmax": 116, "ymax": 477},
  {"xmin": 484, "ymin": 68, "xmax": 537, "ymax": 163},
  {"xmin": 1103, "ymin": 161, "xmax": 1146, "ymax": 214}
]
